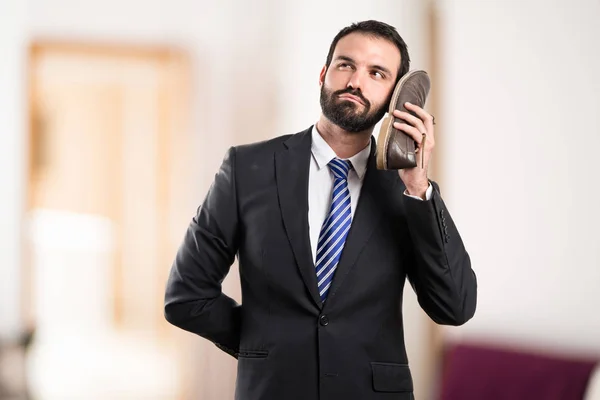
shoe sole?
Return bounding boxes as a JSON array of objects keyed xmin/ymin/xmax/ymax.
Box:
[{"xmin": 376, "ymin": 70, "xmax": 425, "ymax": 170}]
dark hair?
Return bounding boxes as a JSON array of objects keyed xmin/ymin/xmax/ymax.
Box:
[{"xmin": 325, "ymin": 20, "xmax": 410, "ymax": 82}]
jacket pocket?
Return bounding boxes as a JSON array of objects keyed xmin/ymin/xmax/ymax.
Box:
[
  {"xmin": 371, "ymin": 362, "xmax": 413, "ymax": 393},
  {"xmin": 237, "ymin": 349, "xmax": 269, "ymax": 359}
]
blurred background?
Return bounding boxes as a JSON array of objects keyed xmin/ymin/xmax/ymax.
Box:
[{"xmin": 1, "ymin": 0, "xmax": 599, "ymax": 399}]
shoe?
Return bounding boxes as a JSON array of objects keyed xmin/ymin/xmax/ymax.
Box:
[{"xmin": 376, "ymin": 70, "xmax": 431, "ymax": 170}]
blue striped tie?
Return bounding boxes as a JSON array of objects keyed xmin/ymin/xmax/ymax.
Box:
[{"xmin": 316, "ymin": 158, "xmax": 353, "ymax": 302}]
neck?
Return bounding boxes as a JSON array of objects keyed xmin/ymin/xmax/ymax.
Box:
[{"xmin": 315, "ymin": 115, "xmax": 372, "ymax": 159}]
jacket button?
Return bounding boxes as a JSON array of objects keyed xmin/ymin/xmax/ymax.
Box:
[{"xmin": 319, "ymin": 315, "xmax": 329, "ymax": 326}]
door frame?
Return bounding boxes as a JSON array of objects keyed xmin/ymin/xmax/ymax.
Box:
[{"xmin": 24, "ymin": 39, "xmax": 192, "ymax": 339}]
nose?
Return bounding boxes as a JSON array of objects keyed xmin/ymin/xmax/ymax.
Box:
[{"xmin": 347, "ymin": 69, "xmax": 364, "ymax": 91}]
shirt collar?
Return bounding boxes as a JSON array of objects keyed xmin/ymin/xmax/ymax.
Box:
[{"xmin": 310, "ymin": 124, "xmax": 370, "ymax": 180}]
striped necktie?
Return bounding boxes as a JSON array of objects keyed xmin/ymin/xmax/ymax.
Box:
[{"xmin": 316, "ymin": 158, "xmax": 353, "ymax": 302}]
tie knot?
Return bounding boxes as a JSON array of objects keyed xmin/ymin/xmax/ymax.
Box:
[{"xmin": 328, "ymin": 158, "xmax": 351, "ymax": 180}]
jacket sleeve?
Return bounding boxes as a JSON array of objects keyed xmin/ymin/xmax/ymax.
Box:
[
  {"xmin": 164, "ymin": 147, "xmax": 241, "ymax": 358},
  {"xmin": 403, "ymin": 181, "xmax": 477, "ymax": 326}
]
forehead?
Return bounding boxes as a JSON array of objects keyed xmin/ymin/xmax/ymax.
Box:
[{"xmin": 332, "ymin": 32, "xmax": 401, "ymax": 72}]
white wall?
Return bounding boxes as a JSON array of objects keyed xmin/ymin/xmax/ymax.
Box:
[
  {"xmin": 0, "ymin": 0, "xmax": 28, "ymax": 342},
  {"xmin": 439, "ymin": 0, "xmax": 600, "ymax": 355}
]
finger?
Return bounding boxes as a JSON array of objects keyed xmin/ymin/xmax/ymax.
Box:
[
  {"xmin": 404, "ymin": 102, "xmax": 434, "ymax": 128},
  {"xmin": 393, "ymin": 122, "xmax": 426, "ymax": 147},
  {"xmin": 394, "ymin": 122, "xmax": 433, "ymax": 158},
  {"xmin": 392, "ymin": 110, "xmax": 427, "ymax": 134},
  {"xmin": 421, "ymin": 133, "xmax": 426, "ymax": 168}
]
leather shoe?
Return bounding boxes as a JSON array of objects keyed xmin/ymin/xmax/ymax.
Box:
[{"xmin": 376, "ymin": 70, "xmax": 431, "ymax": 170}]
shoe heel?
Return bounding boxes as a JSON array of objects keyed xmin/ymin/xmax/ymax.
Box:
[{"xmin": 376, "ymin": 115, "xmax": 394, "ymax": 170}]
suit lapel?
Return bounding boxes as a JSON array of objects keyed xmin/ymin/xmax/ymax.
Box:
[
  {"xmin": 325, "ymin": 138, "xmax": 398, "ymax": 307},
  {"xmin": 275, "ymin": 127, "xmax": 322, "ymax": 308}
]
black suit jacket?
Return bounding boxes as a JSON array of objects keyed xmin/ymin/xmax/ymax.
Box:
[{"xmin": 164, "ymin": 127, "xmax": 477, "ymax": 400}]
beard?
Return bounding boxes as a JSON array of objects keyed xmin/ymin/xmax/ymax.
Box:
[{"xmin": 320, "ymin": 83, "xmax": 389, "ymax": 133}]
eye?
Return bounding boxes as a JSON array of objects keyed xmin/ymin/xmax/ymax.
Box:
[
  {"xmin": 372, "ymin": 70, "xmax": 385, "ymax": 79},
  {"xmin": 338, "ymin": 63, "xmax": 352, "ymax": 69}
]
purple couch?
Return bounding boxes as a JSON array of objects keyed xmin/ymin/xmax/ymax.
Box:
[{"xmin": 439, "ymin": 342, "xmax": 598, "ymax": 400}]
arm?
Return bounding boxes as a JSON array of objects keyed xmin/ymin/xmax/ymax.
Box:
[
  {"xmin": 164, "ymin": 147, "xmax": 241, "ymax": 358},
  {"xmin": 403, "ymin": 181, "xmax": 477, "ymax": 325},
  {"xmin": 392, "ymin": 102, "xmax": 476, "ymax": 325}
]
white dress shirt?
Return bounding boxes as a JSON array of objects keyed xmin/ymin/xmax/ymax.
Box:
[{"xmin": 308, "ymin": 125, "xmax": 432, "ymax": 263}]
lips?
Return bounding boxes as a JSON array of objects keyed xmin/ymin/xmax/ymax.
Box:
[{"xmin": 338, "ymin": 94, "xmax": 365, "ymax": 105}]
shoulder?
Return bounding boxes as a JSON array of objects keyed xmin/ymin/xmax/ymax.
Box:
[
  {"xmin": 234, "ymin": 134, "xmax": 292, "ymax": 158},
  {"xmin": 232, "ymin": 126, "xmax": 312, "ymax": 164}
]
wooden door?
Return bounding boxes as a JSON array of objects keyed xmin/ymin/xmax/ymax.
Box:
[{"xmin": 26, "ymin": 42, "xmax": 192, "ymax": 400}]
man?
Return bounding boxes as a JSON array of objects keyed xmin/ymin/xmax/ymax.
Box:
[{"xmin": 164, "ymin": 20, "xmax": 477, "ymax": 400}]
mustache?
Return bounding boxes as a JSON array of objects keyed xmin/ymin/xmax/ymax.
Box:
[{"xmin": 334, "ymin": 88, "xmax": 369, "ymax": 106}]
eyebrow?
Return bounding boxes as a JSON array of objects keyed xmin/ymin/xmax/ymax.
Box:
[{"xmin": 334, "ymin": 55, "xmax": 393, "ymax": 77}]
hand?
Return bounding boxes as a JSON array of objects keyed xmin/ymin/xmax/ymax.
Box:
[{"xmin": 393, "ymin": 102, "xmax": 435, "ymax": 199}]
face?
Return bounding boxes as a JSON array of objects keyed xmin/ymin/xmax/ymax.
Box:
[{"xmin": 320, "ymin": 32, "xmax": 401, "ymax": 133}]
